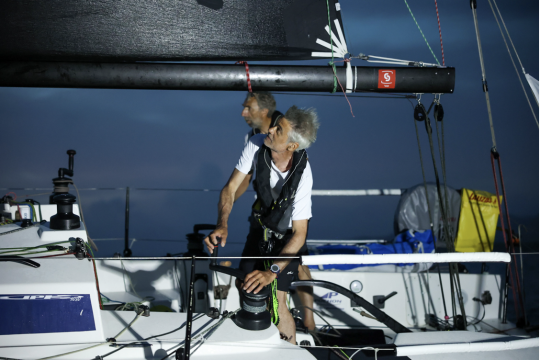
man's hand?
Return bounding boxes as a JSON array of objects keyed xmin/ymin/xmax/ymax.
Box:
[
  {"xmin": 243, "ymin": 269, "xmax": 276, "ymax": 294},
  {"xmin": 204, "ymin": 227, "xmax": 228, "ymax": 254}
]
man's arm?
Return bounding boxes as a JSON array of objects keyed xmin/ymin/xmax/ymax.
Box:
[
  {"xmin": 204, "ymin": 169, "xmax": 247, "ymax": 253},
  {"xmin": 234, "ymin": 173, "xmax": 253, "ymax": 202},
  {"xmin": 243, "ymin": 219, "xmax": 308, "ymax": 294}
]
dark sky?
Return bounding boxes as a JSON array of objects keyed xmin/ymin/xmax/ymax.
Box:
[{"xmin": 1, "ymin": 0, "xmax": 538, "ymax": 257}]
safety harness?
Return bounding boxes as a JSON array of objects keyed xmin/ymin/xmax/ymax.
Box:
[
  {"xmin": 252, "ymin": 145, "xmax": 308, "ymax": 254},
  {"xmin": 252, "ymin": 144, "xmax": 308, "ymax": 325}
]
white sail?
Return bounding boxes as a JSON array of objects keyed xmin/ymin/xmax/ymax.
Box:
[{"xmin": 525, "ymin": 73, "xmax": 539, "ymax": 103}]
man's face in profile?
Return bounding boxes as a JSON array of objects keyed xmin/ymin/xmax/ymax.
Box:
[{"xmin": 241, "ymin": 96, "xmax": 265, "ymax": 130}]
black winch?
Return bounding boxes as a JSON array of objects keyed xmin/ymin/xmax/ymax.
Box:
[
  {"xmin": 49, "ymin": 150, "xmax": 80, "ymax": 230},
  {"xmin": 208, "ymin": 236, "xmax": 271, "ymax": 331}
]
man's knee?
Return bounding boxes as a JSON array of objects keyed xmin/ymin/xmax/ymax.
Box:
[{"xmin": 297, "ymin": 264, "xmax": 312, "ymax": 280}]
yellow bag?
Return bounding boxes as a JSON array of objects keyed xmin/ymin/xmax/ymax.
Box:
[{"xmin": 454, "ymin": 189, "xmax": 502, "ymax": 252}]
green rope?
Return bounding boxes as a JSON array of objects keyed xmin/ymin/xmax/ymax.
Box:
[
  {"xmin": 326, "ymin": 0, "xmax": 338, "ymax": 93},
  {"xmin": 265, "ymin": 260, "xmax": 280, "ymax": 326},
  {"xmin": 0, "ymin": 240, "xmax": 75, "ymax": 253},
  {"xmin": 334, "ymin": 346, "xmax": 350, "ymax": 359},
  {"xmin": 403, "ymin": 0, "xmax": 441, "ymax": 66},
  {"xmin": 12, "ymin": 201, "xmax": 38, "ymax": 222}
]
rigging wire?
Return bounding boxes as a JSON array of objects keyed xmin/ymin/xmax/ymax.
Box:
[
  {"xmin": 72, "ymin": 182, "xmax": 98, "ymax": 251},
  {"xmin": 487, "ymin": 0, "xmax": 538, "ymax": 126},
  {"xmin": 470, "ymin": 0, "xmax": 526, "ymax": 323},
  {"xmin": 491, "ymin": 0, "xmax": 539, "ymax": 107},
  {"xmin": 433, "ymin": 0, "xmax": 445, "ymax": 66},
  {"xmin": 470, "ymin": 1, "xmax": 497, "ymax": 151},
  {"xmin": 403, "ymin": 0, "xmax": 441, "ymax": 66},
  {"xmin": 410, "ymin": 95, "xmax": 469, "ymax": 327},
  {"xmin": 98, "ymin": 313, "xmax": 206, "ymax": 359},
  {"xmin": 410, "ymin": 101, "xmax": 452, "ymax": 323},
  {"xmin": 36, "ymin": 312, "xmax": 143, "ymax": 360}
]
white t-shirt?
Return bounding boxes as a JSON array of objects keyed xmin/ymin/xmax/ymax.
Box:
[{"xmin": 236, "ymin": 134, "xmax": 312, "ymax": 228}]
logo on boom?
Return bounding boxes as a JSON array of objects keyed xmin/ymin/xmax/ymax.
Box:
[{"xmin": 378, "ymin": 70, "xmax": 396, "ymax": 89}]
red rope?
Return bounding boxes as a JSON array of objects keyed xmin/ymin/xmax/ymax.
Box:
[
  {"xmin": 434, "ymin": 0, "xmax": 445, "ymax": 66},
  {"xmin": 87, "ymin": 251, "xmax": 104, "ymax": 310},
  {"xmin": 4, "ymin": 191, "xmax": 17, "ymax": 200},
  {"xmin": 236, "ymin": 61, "xmax": 252, "ymax": 93},
  {"xmin": 490, "ymin": 152, "xmax": 524, "ymax": 320}
]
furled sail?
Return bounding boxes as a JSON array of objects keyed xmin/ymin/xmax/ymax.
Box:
[{"xmin": 0, "ymin": 0, "xmax": 345, "ymax": 62}]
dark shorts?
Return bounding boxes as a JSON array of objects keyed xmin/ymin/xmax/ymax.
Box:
[{"xmin": 239, "ymin": 225, "xmax": 308, "ymax": 292}]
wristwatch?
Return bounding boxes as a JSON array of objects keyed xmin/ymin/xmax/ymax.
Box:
[{"xmin": 270, "ymin": 264, "xmax": 281, "ymax": 279}]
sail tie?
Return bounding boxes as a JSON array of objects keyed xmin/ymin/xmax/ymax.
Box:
[{"xmin": 235, "ymin": 61, "xmax": 252, "ymax": 93}]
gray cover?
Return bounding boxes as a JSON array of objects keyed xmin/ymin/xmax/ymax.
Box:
[{"xmin": 394, "ymin": 183, "xmax": 461, "ymax": 243}]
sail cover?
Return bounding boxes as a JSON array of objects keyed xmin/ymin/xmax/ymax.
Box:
[{"xmin": 0, "ymin": 0, "xmax": 345, "ymax": 62}]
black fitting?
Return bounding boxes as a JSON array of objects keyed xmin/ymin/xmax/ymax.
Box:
[
  {"xmin": 470, "ymin": 0, "xmax": 477, "ymax": 9},
  {"xmin": 74, "ymin": 238, "xmax": 87, "ymax": 260},
  {"xmin": 414, "ymin": 104, "xmax": 427, "ymax": 121},
  {"xmin": 481, "ymin": 291, "xmax": 492, "ymax": 305},
  {"xmin": 206, "ymin": 307, "xmax": 220, "ymax": 319},
  {"xmin": 20, "ymin": 219, "xmax": 32, "ymax": 228},
  {"xmin": 434, "ymin": 103, "xmax": 444, "ymax": 122},
  {"xmin": 138, "ymin": 305, "xmax": 150, "ymax": 317}
]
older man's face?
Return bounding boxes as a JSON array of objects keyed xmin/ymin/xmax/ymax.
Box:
[
  {"xmin": 241, "ymin": 97, "xmax": 265, "ymax": 130},
  {"xmin": 264, "ymin": 116, "xmax": 294, "ymax": 152}
]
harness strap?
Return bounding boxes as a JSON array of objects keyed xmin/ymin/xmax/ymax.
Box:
[{"xmin": 264, "ymin": 260, "xmax": 280, "ymax": 325}]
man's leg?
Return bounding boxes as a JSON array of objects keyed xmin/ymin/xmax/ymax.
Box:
[
  {"xmin": 296, "ymin": 264, "xmax": 315, "ymax": 331},
  {"xmin": 276, "ymin": 290, "xmax": 296, "ymax": 344}
]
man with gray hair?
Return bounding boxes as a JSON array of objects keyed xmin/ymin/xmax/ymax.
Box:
[
  {"xmin": 236, "ymin": 92, "xmax": 277, "ymax": 200},
  {"xmin": 205, "ymin": 105, "xmax": 320, "ymax": 344}
]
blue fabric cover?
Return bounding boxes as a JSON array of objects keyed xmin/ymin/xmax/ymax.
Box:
[{"xmin": 308, "ymin": 230, "xmax": 435, "ymax": 270}]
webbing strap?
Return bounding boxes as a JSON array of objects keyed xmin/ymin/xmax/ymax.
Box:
[{"xmin": 264, "ymin": 260, "xmax": 279, "ymax": 325}]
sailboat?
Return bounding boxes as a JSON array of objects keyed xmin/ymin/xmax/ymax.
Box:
[{"xmin": 0, "ymin": 0, "xmax": 538, "ymax": 359}]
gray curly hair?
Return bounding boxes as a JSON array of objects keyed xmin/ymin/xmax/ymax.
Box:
[
  {"xmin": 285, "ymin": 106, "xmax": 320, "ymax": 150},
  {"xmin": 245, "ymin": 92, "xmax": 276, "ymax": 117}
]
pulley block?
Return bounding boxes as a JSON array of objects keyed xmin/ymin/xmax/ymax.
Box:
[
  {"xmin": 414, "ymin": 104, "xmax": 427, "ymax": 121},
  {"xmin": 434, "ymin": 103, "xmax": 444, "ymax": 122}
]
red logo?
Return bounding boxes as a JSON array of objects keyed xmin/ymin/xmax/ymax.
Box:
[{"xmin": 378, "ymin": 70, "xmax": 396, "ymax": 89}]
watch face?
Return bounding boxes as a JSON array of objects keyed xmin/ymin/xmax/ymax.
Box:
[{"xmin": 271, "ymin": 264, "xmax": 280, "ymax": 273}]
